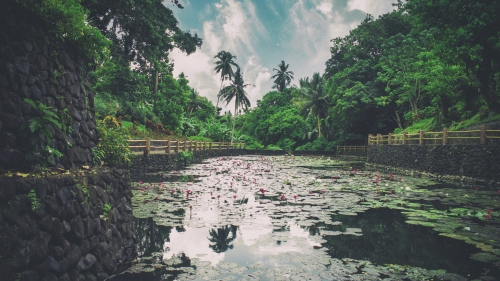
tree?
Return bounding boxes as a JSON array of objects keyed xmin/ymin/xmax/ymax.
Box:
[
  {"xmin": 405, "ymin": 0, "xmax": 500, "ymax": 115},
  {"xmin": 186, "ymin": 88, "xmax": 201, "ymax": 117},
  {"xmin": 271, "ymin": 60, "xmax": 294, "ymax": 92},
  {"xmin": 213, "ymin": 50, "xmax": 239, "ymax": 115},
  {"xmin": 297, "ymin": 73, "xmax": 330, "ymax": 137},
  {"xmin": 219, "ymin": 69, "xmax": 252, "ymax": 142}
]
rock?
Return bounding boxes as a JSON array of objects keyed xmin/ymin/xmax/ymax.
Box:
[
  {"xmin": 29, "ymin": 85, "xmax": 42, "ymax": 100},
  {"xmin": 16, "ymin": 214, "xmax": 37, "ymax": 239},
  {"xmin": 76, "ymin": 254, "xmax": 97, "ymax": 271},
  {"xmin": 46, "ymin": 256, "xmax": 61, "ymax": 273},
  {"xmin": 57, "ymin": 273, "xmax": 70, "ymax": 281},
  {"xmin": 50, "ymin": 246, "xmax": 64, "ymax": 259},
  {"xmin": 0, "ymin": 112, "xmax": 22, "ymax": 128},
  {"xmin": 20, "ymin": 270, "xmax": 39, "ymax": 281},
  {"xmin": 69, "ymin": 216, "xmax": 85, "ymax": 240},
  {"xmin": 14, "ymin": 56, "xmax": 29, "ymax": 73},
  {"xmin": 66, "ymin": 244, "xmax": 81, "ymax": 268}
]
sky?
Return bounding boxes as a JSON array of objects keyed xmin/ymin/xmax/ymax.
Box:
[{"xmin": 167, "ymin": 0, "xmax": 396, "ymax": 112}]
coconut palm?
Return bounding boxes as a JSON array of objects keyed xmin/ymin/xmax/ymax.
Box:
[
  {"xmin": 271, "ymin": 60, "xmax": 294, "ymax": 92},
  {"xmin": 297, "ymin": 73, "xmax": 330, "ymax": 137},
  {"xmin": 186, "ymin": 88, "xmax": 201, "ymax": 117},
  {"xmin": 219, "ymin": 68, "xmax": 252, "ymax": 143},
  {"xmin": 213, "ymin": 51, "xmax": 238, "ymax": 116}
]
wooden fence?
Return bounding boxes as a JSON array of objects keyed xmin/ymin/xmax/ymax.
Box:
[
  {"xmin": 127, "ymin": 139, "xmax": 246, "ymax": 154},
  {"xmin": 336, "ymin": 145, "xmax": 367, "ymax": 152},
  {"xmin": 368, "ymin": 126, "xmax": 500, "ymax": 145}
]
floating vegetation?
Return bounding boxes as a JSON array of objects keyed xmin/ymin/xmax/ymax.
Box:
[{"xmin": 118, "ymin": 155, "xmax": 500, "ymax": 281}]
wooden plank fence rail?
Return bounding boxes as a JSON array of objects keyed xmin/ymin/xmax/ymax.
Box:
[
  {"xmin": 368, "ymin": 126, "xmax": 500, "ymax": 145},
  {"xmin": 336, "ymin": 145, "xmax": 367, "ymax": 152},
  {"xmin": 126, "ymin": 139, "xmax": 246, "ymax": 155}
]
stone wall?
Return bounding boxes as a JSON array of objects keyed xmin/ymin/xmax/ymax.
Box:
[
  {"xmin": 129, "ymin": 150, "xmax": 248, "ymax": 181},
  {"xmin": 0, "ymin": 168, "xmax": 135, "ymax": 281},
  {"xmin": 0, "ymin": 2, "xmax": 97, "ymax": 170},
  {"xmin": 367, "ymin": 145, "xmax": 500, "ymax": 185}
]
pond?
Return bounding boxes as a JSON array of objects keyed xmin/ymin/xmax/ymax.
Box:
[{"xmin": 112, "ymin": 155, "xmax": 500, "ymax": 281}]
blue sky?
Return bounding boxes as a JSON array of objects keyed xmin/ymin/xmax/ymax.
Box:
[{"xmin": 168, "ymin": 0, "xmax": 396, "ymax": 112}]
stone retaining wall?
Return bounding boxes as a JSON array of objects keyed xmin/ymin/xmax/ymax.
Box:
[
  {"xmin": 129, "ymin": 150, "xmax": 248, "ymax": 180},
  {"xmin": 0, "ymin": 3, "xmax": 97, "ymax": 170},
  {"xmin": 367, "ymin": 145, "xmax": 500, "ymax": 186},
  {"xmin": 0, "ymin": 168, "xmax": 135, "ymax": 281}
]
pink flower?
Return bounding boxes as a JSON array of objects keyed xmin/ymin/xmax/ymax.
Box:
[
  {"xmin": 171, "ymin": 189, "xmax": 175, "ymax": 194},
  {"xmin": 321, "ymin": 190, "xmax": 326, "ymax": 194},
  {"xmin": 293, "ymin": 195, "xmax": 297, "ymax": 199},
  {"xmin": 141, "ymin": 188, "xmax": 144, "ymax": 191},
  {"xmin": 233, "ymin": 195, "xmax": 237, "ymax": 199},
  {"xmin": 390, "ymin": 189, "xmax": 393, "ymax": 194},
  {"xmin": 487, "ymin": 209, "xmax": 493, "ymax": 214},
  {"xmin": 147, "ymin": 185, "xmax": 150, "ymax": 189},
  {"xmin": 139, "ymin": 180, "xmax": 143, "ymax": 185},
  {"xmin": 280, "ymin": 195, "xmax": 286, "ymax": 201},
  {"xmin": 485, "ymin": 214, "xmax": 492, "ymax": 219},
  {"xmin": 217, "ymin": 195, "xmax": 220, "ymax": 198}
]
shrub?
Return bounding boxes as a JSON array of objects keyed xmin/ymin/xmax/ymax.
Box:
[{"xmin": 95, "ymin": 116, "xmax": 133, "ymax": 165}]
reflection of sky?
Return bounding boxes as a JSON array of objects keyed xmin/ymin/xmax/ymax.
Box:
[{"xmin": 163, "ymin": 226, "xmax": 226, "ymax": 266}]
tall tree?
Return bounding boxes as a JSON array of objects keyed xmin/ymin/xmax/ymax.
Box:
[
  {"xmin": 213, "ymin": 51, "xmax": 239, "ymax": 115},
  {"xmin": 271, "ymin": 61, "xmax": 294, "ymax": 92},
  {"xmin": 297, "ymin": 73, "xmax": 330, "ymax": 137},
  {"xmin": 405, "ymin": 0, "xmax": 500, "ymax": 115},
  {"xmin": 186, "ymin": 88, "xmax": 201, "ymax": 117},
  {"xmin": 219, "ymin": 69, "xmax": 252, "ymax": 142}
]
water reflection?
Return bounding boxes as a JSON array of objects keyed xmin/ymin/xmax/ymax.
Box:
[
  {"xmin": 135, "ymin": 218, "xmax": 171, "ymax": 257},
  {"xmin": 208, "ymin": 225, "xmax": 238, "ymax": 253}
]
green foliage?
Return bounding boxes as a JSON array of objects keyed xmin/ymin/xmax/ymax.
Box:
[
  {"xmin": 16, "ymin": 0, "xmax": 110, "ymax": 64},
  {"xmin": 265, "ymin": 144, "xmax": 282, "ymax": 150},
  {"xmin": 76, "ymin": 183, "xmax": 90, "ymax": 204},
  {"xmin": 28, "ymin": 189, "xmax": 40, "ymax": 211},
  {"xmin": 178, "ymin": 151, "xmax": 194, "ymax": 163},
  {"xmin": 103, "ymin": 203, "xmax": 112, "ymax": 219},
  {"xmin": 23, "ymin": 98, "xmax": 63, "ymax": 167},
  {"xmin": 95, "ymin": 116, "xmax": 133, "ymax": 165},
  {"xmin": 187, "ymin": 136, "xmax": 212, "ymax": 142}
]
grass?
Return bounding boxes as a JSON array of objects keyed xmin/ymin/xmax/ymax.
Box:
[
  {"xmin": 449, "ymin": 113, "xmax": 500, "ymax": 131},
  {"xmin": 122, "ymin": 120, "xmax": 148, "ymax": 133},
  {"xmin": 394, "ymin": 113, "xmax": 500, "ymax": 134}
]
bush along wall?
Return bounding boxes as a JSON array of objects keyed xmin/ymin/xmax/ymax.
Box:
[
  {"xmin": 0, "ymin": 168, "xmax": 135, "ymax": 281},
  {"xmin": 0, "ymin": 2, "xmax": 97, "ymax": 170},
  {"xmin": 129, "ymin": 149, "xmax": 248, "ymax": 181},
  {"xmin": 367, "ymin": 145, "xmax": 500, "ymax": 186}
]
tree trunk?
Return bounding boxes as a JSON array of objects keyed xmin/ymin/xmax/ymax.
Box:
[
  {"xmin": 213, "ymin": 79, "xmax": 224, "ymax": 123},
  {"xmin": 153, "ymin": 68, "xmax": 159, "ymax": 110},
  {"xmin": 317, "ymin": 113, "xmax": 322, "ymax": 137},
  {"xmin": 231, "ymin": 101, "xmax": 237, "ymax": 143}
]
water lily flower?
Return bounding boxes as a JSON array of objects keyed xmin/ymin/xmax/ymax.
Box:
[
  {"xmin": 147, "ymin": 185, "xmax": 150, "ymax": 189},
  {"xmin": 485, "ymin": 214, "xmax": 492, "ymax": 219},
  {"xmin": 171, "ymin": 189, "xmax": 175, "ymax": 194},
  {"xmin": 390, "ymin": 189, "xmax": 393, "ymax": 194},
  {"xmin": 487, "ymin": 209, "xmax": 493, "ymax": 214},
  {"xmin": 141, "ymin": 187, "xmax": 144, "ymax": 191},
  {"xmin": 139, "ymin": 180, "xmax": 143, "ymax": 185},
  {"xmin": 233, "ymin": 195, "xmax": 237, "ymax": 199},
  {"xmin": 280, "ymin": 195, "xmax": 286, "ymax": 201}
]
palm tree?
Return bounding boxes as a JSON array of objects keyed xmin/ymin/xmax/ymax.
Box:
[
  {"xmin": 213, "ymin": 51, "xmax": 238, "ymax": 117},
  {"xmin": 219, "ymin": 68, "xmax": 252, "ymax": 143},
  {"xmin": 297, "ymin": 73, "xmax": 330, "ymax": 137},
  {"xmin": 271, "ymin": 60, "xmax": 294, "ymax": 92},
  {"xmin": 186, "ymin": 88, "xmax": 200, "ymax": 117}
]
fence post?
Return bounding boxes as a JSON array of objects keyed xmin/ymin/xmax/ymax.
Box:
[
  {"xmin": 209, "ymin": 142, "xmax": 213, "ymax": 150},
  {"xmin": 166, "ymin": 140, "xmax": 170, "ymax": 154},
  {"xmin": 419, "ymin": 130, "xmax": 425, "ymax": 145},
  {"xmin": 368, "ymin": 134, "xmax": 372, "ymax": 145},
  {"xmin": 480, "ymin": 126, "xmax": 486, "ymax": 145},
  {"xmin": 442, "ymin": 128, "xmax": 449, "ymax": 145},
  {"xmin": 144, "ymin": 138, "xmax": 150, "ymax": 155},
  {"xmin": 176, "ymin": 141, "xmax": 180, "ymax": 153},
  {"xmin": 194, "ymin": 141, "xmax": 197, "ymax": 152},
  {"xmin": 403, "ymin": 132, "xmax": 408, "ymax": 145},
  {"xmin": 376, "ymin": 134, "xmax": 381, "ymax": 145},
  {"xmin": 388, "ymin": 133, "xmax": 393, "ymax": 145},
  {"xmin": 227, "ymin": 142, "xmax": 230, "ymax": 150}
]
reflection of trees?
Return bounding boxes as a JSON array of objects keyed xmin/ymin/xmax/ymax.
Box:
[
  {"xmin": 208, "ymin": 225, "xmax": 238, "ymax": 253},
  {"xmin": 135, "ymin": 218, "xmax": 172, "ymax": 258},
  {"xmin": 323, "ymin": 208, "xmax": 482, "ymax": 276}
]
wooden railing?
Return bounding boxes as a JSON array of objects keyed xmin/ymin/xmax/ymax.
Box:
[
  {"xmin": 336, "ymin": 145, "xmax": 367, "ymax": 152},
  {"xmin": 127, "ymin": 139, "xmax": 246, "ymax": 154},
  {"xmin": 368, "ymin": 126, "xmax": 500, "ymax": 145}
]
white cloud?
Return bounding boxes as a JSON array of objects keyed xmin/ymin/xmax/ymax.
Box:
[
  {"xmin": 347, "ymin": 0, "xmax": 395, "ymax": 17},
  {"xmin": 171, "ymin": 0, "xmax": 272, "ymax": 113}
]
